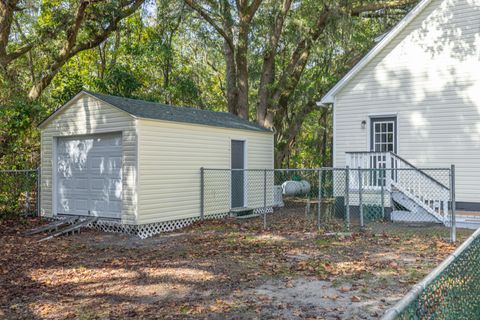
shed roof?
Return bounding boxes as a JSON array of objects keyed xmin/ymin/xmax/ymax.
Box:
[{"xmin": 39, "ymin": 91, "xmax": 272, "ymax": 133}]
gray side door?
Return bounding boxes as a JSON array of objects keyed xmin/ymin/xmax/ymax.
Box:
[{"xmin": 231, "ymin": 140, "xmax": 245, "ymax": 208}]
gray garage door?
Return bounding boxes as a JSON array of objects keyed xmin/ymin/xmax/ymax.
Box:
[{"xmin": 56, "ymin": 132, "xmax": 122, "ymax": 218}]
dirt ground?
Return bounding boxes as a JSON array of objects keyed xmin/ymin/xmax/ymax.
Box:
[{"xmin": 0, "ymin": 212, "xmax": 472, "ymax": 320}]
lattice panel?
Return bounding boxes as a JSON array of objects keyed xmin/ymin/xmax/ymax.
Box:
[
  {"xmin": 47, "ymin": 213, "xmax": 232, "ymax": 239},
  {"xmin": 253, "ymin": 207, "xmax": 274, "ymax": 215},
  {"xmin": 44, "ymin": 209, "xmax": 270, "ymax": 239}
]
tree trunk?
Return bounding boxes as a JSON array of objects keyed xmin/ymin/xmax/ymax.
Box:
[
  {"xmin": 235, "ymin": 20, "xmax": 249, "ymax": 119},
  {"xmin": 257, "ymin": 0, "xmax": 292, "ymax": 128},
  {"xmin": 275, "ymin": 101, "xmax": 316, "ymax": 167}
]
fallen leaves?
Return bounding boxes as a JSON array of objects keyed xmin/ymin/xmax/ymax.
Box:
[{"xmin": 0, "ymin": 215, "xmax": 470, "ymax": 319}]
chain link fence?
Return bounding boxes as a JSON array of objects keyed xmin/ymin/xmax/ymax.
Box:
[
  {"xmin": 0, "ymin": 169, "xmax": 40, "ymax": 219},
  {"xmin": 202, "ymin": 167, "xmax": 456, "ymax": 240},
  {"xmin": 383, "ymin": 227, "xmax": 480, "ymax": 319}
]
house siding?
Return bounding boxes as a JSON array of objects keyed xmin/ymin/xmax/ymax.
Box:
[
  {"xmin": 334, "ymin": 0, "xmax": 480, "ymax": 203},
  {"xmin": 40, "ymin": 94, "xmax": 138, "ymax": 224},
  {"xmin": 137, "ymin": 119, "xmax": 274, "ymax": 225}
]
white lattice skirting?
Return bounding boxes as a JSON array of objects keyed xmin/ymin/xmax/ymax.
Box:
[
  {"xmin": 50, "ymin": 207, "xmax": 272, "ymax": 239},
  {"xmin": 87, "ymin": 212, "xmax": 229, "ymax": 239}
]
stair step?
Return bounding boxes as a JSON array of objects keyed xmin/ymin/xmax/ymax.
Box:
[
  {"xmin": 230, "ymin": 207, "xmax": 255, "ymax": 217},
  {"xmin": 391, "ymin": 210, "xmax": 441, "ymax": 223}
]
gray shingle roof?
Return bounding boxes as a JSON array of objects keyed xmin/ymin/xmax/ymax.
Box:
[{"xmin": 85, "ymin": 91, "xmax": 271, "ymax": 133}]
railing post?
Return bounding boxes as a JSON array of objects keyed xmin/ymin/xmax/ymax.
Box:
[
  {"xmin": 200, "ymin": 167, "xmax": 205, "ymax": 221},
  {"xmin": 345, "ymin": 166, "xmax": 350, "ymax": 231},
  {"xmin": 317, "ymin": 168, "xmax": 322, "ymax": 230},
  {"xmin": 264, "ymin": 169, "xmax": 267, "ymax": 230},
  {"xmin": 358, "ymin": 167, "xmax": 364, "ymax": 228},
  {"xmin": 450, "ymin": 165, "xmax": 456, "ymax": 243}
]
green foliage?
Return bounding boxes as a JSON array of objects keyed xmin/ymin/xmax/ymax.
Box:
[
  {"xmin": 95, "ymin": 65, "xmax": 142, "ymax": 98},
  {"xmin": 0, "ymin": 0, "xmax": 416, "ymax": 173},
  {"xmin": 0, "ymin": 98, "xmax": 45, "ymax": 170},
  {"xmin": 50, "ymin": 71, "xmax": 84, "ymax": 106},
  {"xmin": 0, "ymin": 171, "xmax": 38, "ymax": 219}
]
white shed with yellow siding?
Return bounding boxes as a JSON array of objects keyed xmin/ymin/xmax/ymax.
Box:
[{"xmin": 38, "ymin": 91, "xmax": 274, "ymax": 237}]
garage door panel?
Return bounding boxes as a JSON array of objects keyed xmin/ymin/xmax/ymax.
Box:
[
  {"xmin": 56, "ymin": 132, "xmax": 122, "ymax": 218},
  {"xmin": 91, "ymin": 200, "xmax": 107, "ymax": 212},
  {"xmin": 89, "ymin": 156, "xmax": 106, "ymax": 174},
  {"xmin": 108, "ymin": 201, "xmax": 122, "ymax": 212},
  {"xmin": 75, "ymin": 199, "xmax": 89, "ymax": 211},
  {"xmin": 90, "ymin": 178, "xmax": 107, "ymax": 191},
  {"xmin": 108, "ymin": 157, "xmax": 122, "ymax": 172},
  {"xmin": 75, "ymin": 177, "xmax": 89, "ymax": 190}
]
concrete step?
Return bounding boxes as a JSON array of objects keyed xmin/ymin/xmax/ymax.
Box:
[{"xmin": 391, "ymin": 210, "xmax": 441, "ymax": 223}]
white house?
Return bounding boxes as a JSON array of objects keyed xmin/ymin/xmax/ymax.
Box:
[
  {"xmin": 38, "ymin": 91, "xmax": 274, "ymax": 237},
  {"xmin": 321, "ymin": 0, "xmax": 480, "ymax": 223}
]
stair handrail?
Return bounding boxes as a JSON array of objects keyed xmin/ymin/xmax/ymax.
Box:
[{"xmin": 389, "ymin": 152, "xmax": 449, "ymax": 191}]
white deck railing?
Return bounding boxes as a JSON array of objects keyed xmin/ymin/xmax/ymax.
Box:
[{"xmin": 346, "ymin": 152, "xmax": 450, "ymax": 222}]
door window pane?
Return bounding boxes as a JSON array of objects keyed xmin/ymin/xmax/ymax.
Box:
[{"xmin": 372, "ymin": 119, "xmax": 396, "ymax": 153}]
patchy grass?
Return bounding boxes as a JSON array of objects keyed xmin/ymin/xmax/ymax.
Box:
[{"xmin": 0, "ymin": 214, "xmax": 472, "ymax": 319}]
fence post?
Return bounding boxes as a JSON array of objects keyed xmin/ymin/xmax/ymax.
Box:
[
  {"xmin": 345, "ymin": 167, "xmax": 350, "ymax": 231},
  {"xmin": 263, "ymin": 169, "xmax": 267, "ymax": 230},
  {"xmin": 200, "ymin": 167, "xmax": 205, "ymax": 221},
  {"xmin": 26, "ymin": 191, "xmax": 30, "ymax": 214},
  {"xmin": 317, "ymin": 169, "xmax": 322, "ymax": 230},
  {"xmin": 358, "ymin": 167, "xmax": 364, "ymax": 228},
  {"xmin": 37, "ymin": 167, "xmax": 41, "ymax": 217},
  {"xmin": 450, "ymin": 165, "xmax": 456, "ymax": 243},
  {"xmin": 380, "ymin": 168, "xmax": 385, "ymax": 220}
]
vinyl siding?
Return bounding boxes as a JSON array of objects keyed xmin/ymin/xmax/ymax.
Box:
[
  {"xmin": 334, "ymin": 0, "xmax": 480, "ymax": 203},
  {"xmin": 40, "ymin": 94, "xmax": 138, "ymax": 223},
  {"xmin": 137, "ymin": 119, "xmax": 274, "ymax": 224}
]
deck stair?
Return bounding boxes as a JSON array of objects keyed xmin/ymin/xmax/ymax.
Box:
[
  {"xmin": 230, "ymin": 207, "xmax": 260, "ymax": 219},
  {"xmin": 347, "ymin": 151, "xmax": 450, "ymax": 225},
  {"xmin": 38, "ymin": 217, "xmax": 98, "ymax": 242},
  {"xmin": 391, "ymin": 189, "xmax": 443, "ymax": 223}
]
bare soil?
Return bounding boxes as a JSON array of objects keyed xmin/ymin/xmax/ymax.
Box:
[{"xmin": 0, "ymin": 213, "xmax": 471, "ymax": 320}]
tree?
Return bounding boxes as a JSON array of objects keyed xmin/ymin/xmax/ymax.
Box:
[
  {"xmin": 0, "ymin": 0, "xmax": 145, "ymax": 101},
  {"xmin": 183, "ymin": 0, "xmax": 418, "ymax": 166}
]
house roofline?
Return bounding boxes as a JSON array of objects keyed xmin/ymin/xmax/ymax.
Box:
[{"xmin": 319, "ymin": 0, "xmax": 433, "ymax": 104}]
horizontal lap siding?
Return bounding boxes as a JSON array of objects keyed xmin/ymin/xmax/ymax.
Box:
[
  {"xmin": 40, "ymin": 95, "xmax": 138, "ymax": 223},
  {"xmin": 334, "ymin": 0, "xmax": 480, "ymax": 202},
  {"xmin": 137, "ymin": 119, "xmax": 274, "ymax": 224}
]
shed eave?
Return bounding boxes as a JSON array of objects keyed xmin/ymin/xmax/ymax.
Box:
[{"xmin": 135, "ymin": 116, "xmax": 274, "ymax": 135}]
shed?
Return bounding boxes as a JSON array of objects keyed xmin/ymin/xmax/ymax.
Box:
[{"xmin": 39, "ymin": 91, "xmax": 274, "ymax": 237}]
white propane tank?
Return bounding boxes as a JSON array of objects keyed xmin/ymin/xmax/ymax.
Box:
[
  {"xmin": 282, "ymin": 181, "xmax": 299, "ymax": 196},
  {"xmin": 281, "ymin": 180, "xmax": 311, "ymax": 196},
  {"xmin": 299, "ymin": 180, "xmax": 311, "ymax": 194},
  {"xmin": 273, "ymin": 186, "xmax": 284, "ymax": 207}
]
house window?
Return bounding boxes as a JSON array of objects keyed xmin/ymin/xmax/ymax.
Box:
[{"xmin": 371, "ymin": 117, "xmax": 397, "ymax": 153}]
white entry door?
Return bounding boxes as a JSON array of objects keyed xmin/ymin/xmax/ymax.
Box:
[{"xmin": 56, "ymin": 132, "xmax": 123, "ymax": 218}]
